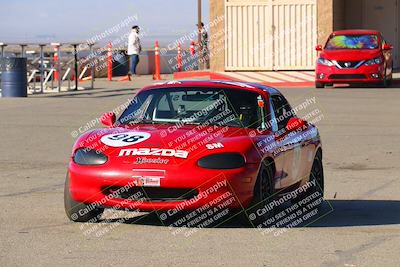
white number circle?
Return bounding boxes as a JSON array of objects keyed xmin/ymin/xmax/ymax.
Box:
[{"xmin": 100, "ymin": 132, "xmax": 151, "ymax": 147}]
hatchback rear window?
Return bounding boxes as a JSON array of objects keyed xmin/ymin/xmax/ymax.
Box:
[{"xmin": 325, "ymin": 34, "xmax": 379, "ymax": 50}]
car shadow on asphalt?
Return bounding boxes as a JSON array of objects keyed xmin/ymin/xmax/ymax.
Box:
[{"xmin": 102, "ymin": 200, "xmax": 400, "ymax": 229}]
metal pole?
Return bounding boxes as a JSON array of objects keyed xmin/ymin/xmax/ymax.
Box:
[
  {"xmin": 197, "ymin": 0, "xmax": 202, "ymax": 70},
  {"xmin": 51, "ymin": 72, "xmax": 54, "ymax": 90},
  {"xmin": 67, "ymin": 66, "xmax": 71, "ymax": 90},
  {"xmin": 39, "ymin": 44, "xmax": 45, "ymax": 93},
  {"xmin": 89, "ymin": 43, "xmax": 95, "ymax": 89},
  {"xmin": 33, "ymin": 71, "xmax": 36, "ymax": 93},
  {"xmin": 0, "ymin": 43, "xmax": 6, "ymax": 57},
  {"xmin": 73, "ymin": 44, "xmax": 78, "ymax": 91}
]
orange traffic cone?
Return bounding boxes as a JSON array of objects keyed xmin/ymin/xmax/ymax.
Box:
[
  {"xmin": 190, "ymin": 40, "xmax": 196, "ymax": 56},
  {"xmin": 189, "ymin": 40, "xmax": 196, "ymax": 71},
  {"xmin": 177, "ymin": 43, "xmax": 182, "ymax": 72},
  {"xmin": 153, "ymin": 41, "xmax": 162, "ymax": 80}
]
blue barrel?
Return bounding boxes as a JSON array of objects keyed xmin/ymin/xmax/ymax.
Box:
[{"xmin": 0, "ymin": 57, "xmax": 27, "ymax": 97}]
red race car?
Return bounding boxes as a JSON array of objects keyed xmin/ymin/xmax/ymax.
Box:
[
  {"xmin": 315, "ymin": 29, "xmax": 393, "ymax": 88},
  {"xmin": 64, "ymin": 81, "xmax": 324, "ymax": 225}
]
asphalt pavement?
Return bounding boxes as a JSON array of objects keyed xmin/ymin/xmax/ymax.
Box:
[{"xmin": 0, "ymin": 76, "xmax": 399, "ymax": 266}]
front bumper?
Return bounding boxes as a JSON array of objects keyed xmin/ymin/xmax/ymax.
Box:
[
  {"xmin": 315, "ymin": 63, "xmax": 385, "ymax": 84},
  {"xmin": 68, "ymin": 161, "xmax": 259, "ymax": 212}
]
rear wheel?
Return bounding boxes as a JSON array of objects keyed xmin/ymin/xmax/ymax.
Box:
[
  {"xmin": 293, "ymin": 150, "xmax": 324, "ymax": 209},
  {"xmin": 315, "ymin": 82, "xmax": 325, "ymax": 88},
  {"xmin": 64, "ymin": 174, "xmax": 104, "ymax": 222},
  {"xmin": 309, "ymin": 151, "xmax": 324, "ymax": 201}
]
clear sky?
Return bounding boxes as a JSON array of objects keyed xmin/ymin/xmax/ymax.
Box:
[{"xmin": 0, "ymin": 0, "xmax": 209, "ymax": 47}]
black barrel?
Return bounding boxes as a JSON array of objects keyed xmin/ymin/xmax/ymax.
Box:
[
  {"xmin": 112, "ymin": 51, "xmax": 129, "ymax": 76},
  {"xmin": 0, "ymin": 57, "xmax": 27, "ymax": 97}
]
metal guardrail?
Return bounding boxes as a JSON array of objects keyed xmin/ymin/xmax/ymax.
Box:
[
  {"xmin": 0, "ymin": 42, "xmax": 96, "ymax": 94},
  {"xmin": 0, "ymin": 42, "xmax": 200, "ymax": 95}
]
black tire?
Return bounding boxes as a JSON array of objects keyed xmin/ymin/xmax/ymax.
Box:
[
  {"xmin": 315, "ymin": 82, "xmax": 325, "ymax": 89},
  {"xmin": 245, "ymin": 161, "xmax": 275, "ymax": 227},
  {"xmin": 64, "ymin": 174, "xmax": 104, "ymax": 222},
  {"xmin": 309, "ymin": 151, "xmax": 324, "ymax": 201},
  {"xmin": 292, "ymin": 151, "xmax": 324, "ymax": 208}
]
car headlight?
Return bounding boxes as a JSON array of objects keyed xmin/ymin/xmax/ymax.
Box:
[
  {"xmin": 73, "ymin": 148, "xmax": 108, "ymax": 166},
  {"xmin": 317, "ymin": 57, "xmax": 334, "ymax": 67},
  {"xmin": 197, "ymin": 153, "xmax": 245, "ymax": 169},
  {"xmin": 364, "ymin": 57, "xmax": 383, "ymax": 66}
]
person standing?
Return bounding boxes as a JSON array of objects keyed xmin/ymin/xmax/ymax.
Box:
[
  {"xmin": 197, "ymin": 22, "xmax": 210, "ymax": 70},
  {"xmin": 127, "ymin": 25, "xmax": 142, "ymax": 76}
]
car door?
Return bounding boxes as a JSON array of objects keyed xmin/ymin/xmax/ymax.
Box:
[{"xmin": 269, "ymin": 94, "xmax": 305, "ymax": 189}]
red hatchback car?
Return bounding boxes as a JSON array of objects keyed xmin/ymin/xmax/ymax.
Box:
[{"xmin": 315, "ymin": 29, "xmax": 393, "ymax": 88}]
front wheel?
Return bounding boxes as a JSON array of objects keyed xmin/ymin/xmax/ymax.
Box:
[
  {"xmin": 64, "ymin": 174, "xmax": 104, "ymax": 222},
  {"xmin": 315, "ymin": 82, "xmax": 325, "ymax": 89},
  {"xmin": 245, "ymin": 162, "xmax": 275, "ymax": 227}
]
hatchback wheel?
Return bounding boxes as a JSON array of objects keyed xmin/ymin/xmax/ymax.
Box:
[{"xmin": 245, "ymin": 162, "xmax": 275, "ymax": 227}]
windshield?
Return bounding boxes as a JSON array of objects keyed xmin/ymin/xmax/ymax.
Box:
[
  {"xmin": 118, "ymin": 87, "xmax": 265, "ymax": 129},
  {"xmin": 325, "ymin": 34, "xmax": 379, "ymax": 50}
]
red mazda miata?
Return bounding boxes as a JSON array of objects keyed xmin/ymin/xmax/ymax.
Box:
[
  {"xmin": 315, "ymin": 29, "xmax": 393, "ymax": 88},
  {"xmin": 64, "ymin": 81, "xmax": 324, "ymax": 224}
]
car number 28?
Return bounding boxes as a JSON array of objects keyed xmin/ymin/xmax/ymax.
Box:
[{"xmin": 100, "ymin": 132, "xmax": 151, "ymax": 147}]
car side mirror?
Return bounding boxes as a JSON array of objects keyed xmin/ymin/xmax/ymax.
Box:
[
  {"xmin": 286, "ymin": 117, "xmax": 307, "ymax": 132},
  {"xmin": 315, "ymin": 45, "xmax": 323, "ymax": 51},
  {"xmin": 383, "ymin": 44, "xmax": 393, "ymax": 50},
  {"xmin": 101, "ymin": 112, "xmax": 116, "ymax": 127}
]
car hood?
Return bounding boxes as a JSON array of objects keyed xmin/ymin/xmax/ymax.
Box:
[
  {"xmin": 320, "ymin": 49, "xmax": 381, "ymax": 61},
  {"xmin": 74, "ymin": 124, "xmax": 261, "ymax": 163}
]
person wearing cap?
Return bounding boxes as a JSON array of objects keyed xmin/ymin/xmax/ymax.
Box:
[
  {"xmin": 127, "ymin": 26, "xmax": 142, "ymax": 76},
  {"xmin": 197, "ymin": 22, "xmax": 209, "ymax": 70}
]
